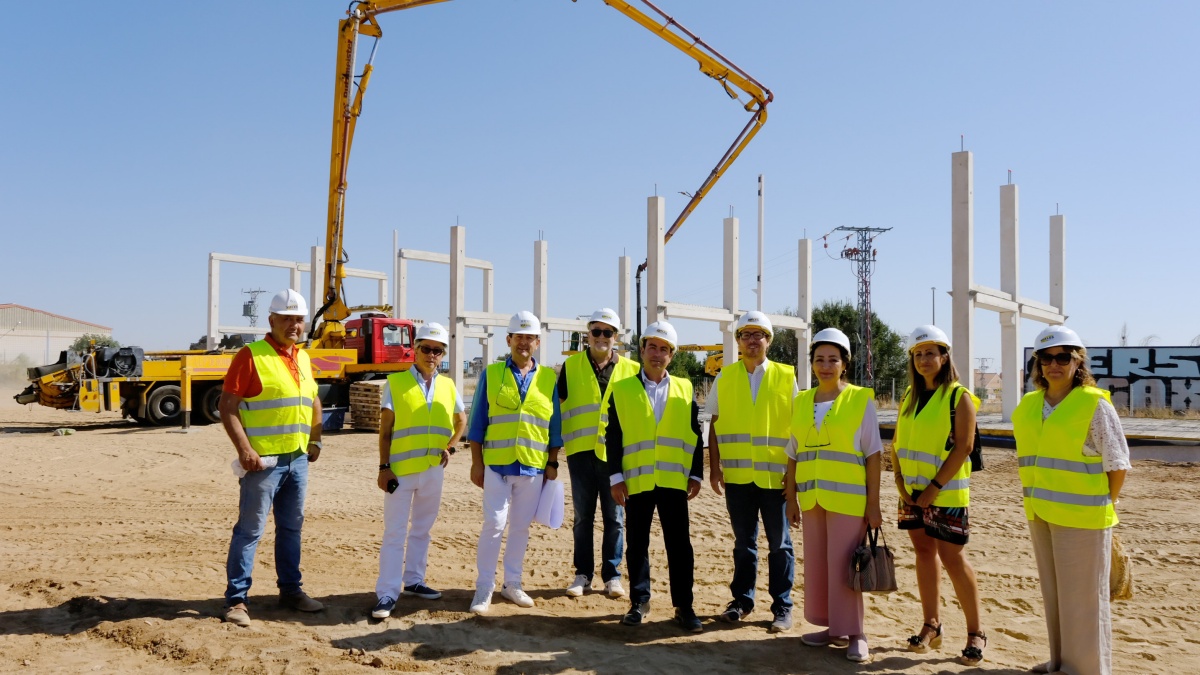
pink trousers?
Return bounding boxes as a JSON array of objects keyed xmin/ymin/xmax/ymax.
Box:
[{"xmin": 802, "ymin": 504, "xmax": 867, "ymax": 636}]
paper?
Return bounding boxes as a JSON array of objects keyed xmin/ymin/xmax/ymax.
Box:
[
  {"xmin": 533, "ymin": 478, "xmax": 565, "ymax": 529},
  {"xmin": 231, "ymin": 455, "xmax": 279, "ymax": 478}
]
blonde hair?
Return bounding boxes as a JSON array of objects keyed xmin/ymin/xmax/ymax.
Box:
[
  {"xmin": 901, "ymin": 345, "xmax": 959, "ymax": 416},
  {"xmin": 1032, "ymin": 345, "xmax": 1096, "ymax": 391}
]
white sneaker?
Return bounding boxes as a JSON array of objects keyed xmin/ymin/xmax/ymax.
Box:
[
  {"xmin": 566, "ymin": 574, "xmax": 590, "ymax": 597},
  {"xmin": 469, "ymin": 587, "xmax": 493, "ymax": 615},
  {"xmin": 501, "ymin": 583, "xmax": 535, "ymax": 608},
  {"xmin": 604, "ymin": 578, "xmax": 627, "ymax": 598}
]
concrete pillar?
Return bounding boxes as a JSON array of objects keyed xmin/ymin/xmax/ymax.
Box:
[
  {"xmin": 798, "ymin": 238, "xmax": 812, "ymax": 389},
  {"xmin": 449, "ymin": 226, "xmax": 466, "ymax": 394},
  {"xmin": 533, "ymin": 239, "xmax": 549, "ymax": 365},
  {"xmin": 723, "ymin": 217, "xmax": 739, "ymax": 368},
  {"xmin": 393, "ymin": 231, "xmax": 403, "ymax": 319},
  {"xmin": 1000, "ymin": 183, "xmax": 1021, "ymax": 421},
  {"xmin": 646, "ymin": 196, "xmax": 666, "ymax": 325},
  {"xmin": 757, "ymin": 174, "xmax": 765, "ymax": 311},
  {"xmin": 481, "ymin": 266, "xmax": 494, "ymax": 367},
  {"xmin": 1050, "ymin": 214, "xmax": 1066, "ymax": 315},
  {"xmin": 206, "ymin": 254, "xmax": 220, "ymax": 350},
  {"xmin": 618, "ymin": 256, "xmax": 632, "ymax": 347},
  {"xmin": 309, "ymin": 246, "xmax": 324, "ymax": 325},
  {"xmin": 951, "ymin": 151, "xmax": 974, "ymax": 388}
]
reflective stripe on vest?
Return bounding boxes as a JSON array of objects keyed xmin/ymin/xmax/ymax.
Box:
[
  {"xmin": 237, "ymin": 340, "xmax": 318, "ymax": 457},
  {"xmin": 561, "ymin": 353, "xmax": 640, "ymax": 461},
  {"xmin": 387, "ymin": 370, "xmax": 456, "ymax": 476},
  {"xmin": 1013, "ymin": 385, "xmax": 1116, "ymax": 529},
  {"xmin": 894, "ymin": 383, "xmax": 978, "ymax": 507},
  {"xmin": 613, "ymin": 375, "xmax": 697, "ymax": 496},
  {"xmin": 788, "ymin": 384, "xmax": 873, "ymax": 516},
  {"xmin": 714, "ymin": 360, "xmax": 796, "ymax": 489},
  {"xmin": 482, "ymin": 361, "xmax": 557, "ymax": 469}
]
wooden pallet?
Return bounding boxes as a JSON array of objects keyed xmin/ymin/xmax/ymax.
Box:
[{"xmin": 350, "ymin": 380, "xmax": 387, "ymax": 431}]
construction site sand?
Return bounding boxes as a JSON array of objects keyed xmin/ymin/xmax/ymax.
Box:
[{"xmin": 1, "ymin": 397, "xmax": 1197, "ymax": 673}]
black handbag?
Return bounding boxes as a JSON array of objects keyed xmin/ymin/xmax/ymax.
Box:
[
  {"xmin": 848, "ymin": 528, "xmax": 897, "ymax": 594},
  {"xmin": 949, "ymin": 386, "xmax": 984, "ymax": 472}
]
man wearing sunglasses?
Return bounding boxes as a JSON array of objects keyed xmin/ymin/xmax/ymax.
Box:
[
  {"xmin": 558, "ymin": 308, "xmax": 641, "ymax": 600},
  {"xmin": 371, "ymin": 322, "xmax": 467, "ymax": 620},
  {"xmin": 467, "ymin": 311, "xmax": 563, "ymax": 615},
  {"xmin": 706, "ymin": 310, "xmax": 798, "ymax": 633}
]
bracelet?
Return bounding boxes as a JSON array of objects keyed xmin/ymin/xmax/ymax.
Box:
[
  {"xmin": 378, "ymin": 463, "xmax": 391, "ymax": 471},
  {"xmin": 930, "ymin": 478, "xmax": 944, "ymax": 490},
  {"xmin": 546, "ymin": 461, "xmax": 559, "ymax": 469}
]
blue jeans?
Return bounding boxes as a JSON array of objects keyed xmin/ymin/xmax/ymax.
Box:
[
  {"xmin": 567, "ymin": 451, "xmax": 623, "ymax": 583},
  {"xmin": 725, "ymin": 482, "xmax": 794, "ymax": 614},
  {"xmin": 225, "ymin": 452, "xmax": 308, "ymax": 605}
]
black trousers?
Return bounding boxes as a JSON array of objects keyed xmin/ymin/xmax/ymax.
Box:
[{"xmin": 626, "ymin": 486, "xmax": 694, "ymax": 609}]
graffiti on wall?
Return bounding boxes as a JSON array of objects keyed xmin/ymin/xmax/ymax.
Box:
[{"xmin": 1024, "ymin": 346, "xmax": 1200, "ymax": 412}]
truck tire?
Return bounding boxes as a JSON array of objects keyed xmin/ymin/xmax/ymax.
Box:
[
  {"xmin": 198, "ymin": 384, "xmax": 223, "ymax": 424},
  {"xmin": 145, "ymin": 385, "xmax": 183, "ymax": 426}
]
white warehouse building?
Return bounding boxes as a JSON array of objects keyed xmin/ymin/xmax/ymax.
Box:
[{"xmin": 0, "ymin": 304, "xmax": 112, "ymax": 367}]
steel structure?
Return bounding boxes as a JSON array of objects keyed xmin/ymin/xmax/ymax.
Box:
[{"xmin": 834, "ymin": 226, "xmax": 890, "ymax": 387}]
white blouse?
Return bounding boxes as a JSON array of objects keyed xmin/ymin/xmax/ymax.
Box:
[
  {"xmin": 786, "ymin": 399, "xmax": 883, "ymax": 458},
  {"xmin": 1042, "ymin": 397, "xmax": 1131, "ymax": 472}
]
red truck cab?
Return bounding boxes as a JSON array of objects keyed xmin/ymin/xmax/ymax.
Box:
[{"xmin": 344, "ymin": 314, "xmax": 417, "ymax": 365}]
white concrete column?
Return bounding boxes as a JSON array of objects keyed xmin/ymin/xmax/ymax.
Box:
[
  {"xmin": 646, "ymin": 196, "xmax": 666, "ymax": 325},
  {"xmin": 449, "ymin": 226, "xmax": 466, "ymax": 394},
  {"xmin": 533, "ymin": 239, "xmax": 549, "ymax": 365},
  {"xmin": 480, "ymin": 266, "xmax": 494, "ymax": 367},
  {"xmin": 798, "ymin": 238, "xmax": 812, "ymax": 389},
  {"xmin": 396, "ymin": 255, "xmax": 408, "ymax": 320},
  {"xmin": 723, "ymin": 217, "xmax": 739, "ymax": 368},
  {"xmin": 206, "ymin": 254, "xmax": 220, "ymax": 350},
  {"xmin": 377, "ymin": 278, "xmax": 388, "ymax": 308},
  {"xmin": 393, "ymin": 231, "xmax": 402, "ymax": 319},
  {"xmin": 1000, "ymin": 183, "xmax": 1021, "ymax": 421},
  {"xmin": 951, "ymin": 151, "xmax": 974, "ymax": 387},
  {"xmin": 618, "ymin": 255, "xmax": 632, "ymax": 346},
  {"xmin": 1050, "ymin": 214, "xmax": 1066, "ymax": 315},
  {"xmin": 757, "ymin": 174, "xmax": 765, "ymax": 311},
  {"xmin": 309, "ymin": 246, "xmax": 324, "ymax": 324}
]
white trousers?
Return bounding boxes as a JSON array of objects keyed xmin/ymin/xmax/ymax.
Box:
[
  {"xmin": 476, "ymin": 468, "xmax": 541, "ymax": 590},
  {"xmin": 375, "ymin": 465, "xmax": 444, "ymax": 600}
]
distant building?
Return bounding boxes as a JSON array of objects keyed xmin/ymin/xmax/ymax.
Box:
[
  {"xmin": 974, "ymin": 369, "xmax": 1003, "ymax": 402},
  {"xmin": 0, "ymin": 304, "xmax": 112, "ymax": 366}
]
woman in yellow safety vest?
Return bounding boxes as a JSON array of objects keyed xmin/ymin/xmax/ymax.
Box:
[
  {"xmin": 891, "ymin": 325, "xmax": 985, "ymax": 665},
  {"xmin": 1012, "ymin": 325, "xmax": 1128, "ymax": 675},
  {"xmin": 786, "ymin": 328, "xmax": 883, "ymax": 664}
]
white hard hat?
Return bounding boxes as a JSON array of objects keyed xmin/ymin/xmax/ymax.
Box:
[
  {"xmin": 507, "ymin": 310, "xmax": 542, "ymax": 336},
  {"xmin": 641, "ymin": 321, "xmax": 678, "ymax": 350},
  {"xmin": 907, "ymin": 324, "xmax": 950, "ymax": 352},
  {"xmin": 415, "ymin": 322, "xmax": 449, "ymax": 346},
  {"xmin": 735, "ymin": 310, "xmax": 773, "ymax": 338},
  {"xmin": 1035, "ymin": 325, "xmax": 1083, "ymax": 350},
  {"xmin": 268, "ymin": 289, "xmax": 308, "ymax": 317},
  {"xmin": 812, "ymin": 327, "xmax": 852, "ymax": 358},
  {"xmin": 589, "ymin": 307, "xmax": 621, "ymax": 333}
]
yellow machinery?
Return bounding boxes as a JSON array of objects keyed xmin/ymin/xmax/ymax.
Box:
[{"xmin": 311, "ymin": 0, "xmax": 773, "ymax": 349}]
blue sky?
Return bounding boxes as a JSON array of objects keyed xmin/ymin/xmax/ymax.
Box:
[{"xmin": 2, "ymin": 1, "xmax": 1197, "ymax": 369}]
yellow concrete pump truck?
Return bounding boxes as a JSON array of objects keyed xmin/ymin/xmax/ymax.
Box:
[{"xmin": 15, "ymin": 0, "xmax": 771, "ymax": 427}]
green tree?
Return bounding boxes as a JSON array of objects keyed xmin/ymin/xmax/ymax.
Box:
[
  {"xmin": 69, "ymin": 333, "xmax": 119, "ymax": 352},
  {"xmin": 767, "ymin": 300, "xmax": 906, "ymax": 393},
  {"xmin": 666, "ymin": 348, "xmax": 707, "ymax": 388}
]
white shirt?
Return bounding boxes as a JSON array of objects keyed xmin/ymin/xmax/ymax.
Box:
[
  {"xmin": 380, "ymin": 367, "xmax": 466, "ymax": 413},
  {"xmin": 1043, "ymin": 397, "xmax": 1131, "ymax": 472},
  {"xmin": 785, "ymin": 398, "xmax": 883, "ymax": 459},
  {"xmin": 704, "ymin": 360, "xmax": 800, "ymax": 416}
]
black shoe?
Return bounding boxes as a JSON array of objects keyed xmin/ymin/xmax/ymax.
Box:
[
  {"xmin": 719, "ymin": 600, "xmax": 748, "ymax": 623},
  {"xmin": 621, "ymin": 601, "xmax": 650, "ymax": 626},
  {"xmin": 675, "ymin": 607, "xmax": 703, "ymax": 633}
]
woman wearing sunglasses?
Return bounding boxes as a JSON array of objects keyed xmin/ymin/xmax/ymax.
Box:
[
  {"xmin": 891, "ymin": 325, "xmax": 985, "ymax": 665},
  {"xmin": 785, "ymin": 327, "xmax": 883, "ymax": 663},
  {"xmin": 1013, "ymin": 325, "xmax": 1128, "ymax": 675}
]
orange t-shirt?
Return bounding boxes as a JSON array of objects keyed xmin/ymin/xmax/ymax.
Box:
[{"xmin": 222, "ymin": 334, "xmax": 302, "ymax": 399}]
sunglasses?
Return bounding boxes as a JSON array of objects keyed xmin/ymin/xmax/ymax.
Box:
[
  {"xmin": 591, "ymin": 328, "xmax": 615, "ymax": 338},
  {"xmin": 418, "ymin": 345, "xmax": 445, "ymax": 356},
  {"xmin": 1036, "ymin": 351, "xmax": 1075, "ymax": 366}
]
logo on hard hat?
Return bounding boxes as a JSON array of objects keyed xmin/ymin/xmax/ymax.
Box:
[
  {"xmin": 916, "ymin": 333, "xmax": 928, "ymax": 341},
  {"xmin": 1040, "ymin": 334, "xmax": 1054, "ymax": 343},
  {"xmin": 520, "ymin": 321, "xmax": 532, "ymax": 328}
]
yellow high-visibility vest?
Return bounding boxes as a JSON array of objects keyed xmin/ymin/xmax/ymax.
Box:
[
  {"xmin": 386, "ymin": 370, "xmax": 455, "ymax": 476},
  {"xmin": 561, "ymin": 352, "xmax": 640, "ymax": 461},
  {"xmin": 611, "ymin": 375, "xmax": 697, "ymax": 496},
  {"xmin": 789, "ymin": 385, "xmax": 873, "ymax": 516},
  {"xmin": 1013, "ymin": 385, "xmax": 1117, "ymax": 530},
  {"xmin": 714, "ymin": 360, "xmax": 795, "ymax": 489},
  {"xmin": 895, "ymin": 383, "xmax": 979, "ymax": 507},
  {"xmin": 482, "ymin": 361, "xmax": 556, "ymax": 469},
  {"xmin": 238, "ymin": 340, "xmax": 319, "ymax": 456}
]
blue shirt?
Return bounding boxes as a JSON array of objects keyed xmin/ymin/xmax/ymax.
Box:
[{"xmin": 467, "ymin": 356, "xmax": 563, "ymax": 476}]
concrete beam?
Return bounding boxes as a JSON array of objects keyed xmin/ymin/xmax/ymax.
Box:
[{"xmin": 398, "ymin": 249, "xmax": 493, "ymax": 270}]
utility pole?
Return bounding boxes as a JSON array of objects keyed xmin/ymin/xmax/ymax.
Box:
[
  {"xmin": 931, "ymin": 287, "xmax": 936, "ymax": 324},
  {"xmin": 835, "ymin": 226, "xmax": 892, "ymax": 387}
]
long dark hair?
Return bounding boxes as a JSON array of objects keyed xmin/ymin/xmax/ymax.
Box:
[
  {"xmin": 901, "ymin": 345, "xmax": 958, "ymax": 416},
  {"xmin": 809, "ymin": 342, "xmax": 850, "ymax": 383},
  {"xmin": 1032, "ymin": 346, "xmax": 1096, "ymax": 391}
]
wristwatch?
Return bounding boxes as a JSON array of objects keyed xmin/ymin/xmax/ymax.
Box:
[
  {"xmin": 378, "ymin": 463, "xmax": 391, "ymax": 471},
  {"xmin": 546, "ymin": 461, "xmax": 559, "ymax": 469},
  {"xmin": 929, "ymin": 478, "xmax": 944, "ymax": 490},
  {"xmin": 308, "ymin": 440, "xmax": 323, "ymax": 450}
]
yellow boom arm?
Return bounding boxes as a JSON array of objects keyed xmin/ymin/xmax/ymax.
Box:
[{"xmin": 312, "ymin": 0, "xmax": 772, "ymax": 347}]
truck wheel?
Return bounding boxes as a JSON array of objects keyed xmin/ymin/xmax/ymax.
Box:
[
  {"xmin": 145, "ymin": 385, "xmax": 183, "ymax": 426},
  {"xmin": 199, "ymin": 385, "xmax": 223, "ymax": 424}
]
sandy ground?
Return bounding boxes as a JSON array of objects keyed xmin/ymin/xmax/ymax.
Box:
[{"xmin": 1, "ymin": 397, "xmax": 1197, "ymax": 674}]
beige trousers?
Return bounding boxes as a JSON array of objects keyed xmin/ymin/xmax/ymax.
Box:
[{"xmin": 1027, "ymin": 516, "xmax": 1112, "ymax": 675}]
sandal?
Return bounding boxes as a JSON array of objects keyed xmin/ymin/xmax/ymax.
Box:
[
  {"xmin": 959, "ymin": 631, "xmax": 987, "ymax": 666},
  {"xmin": 906, "ymin": 620, "xmax": 942, "ymax": 653}
]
